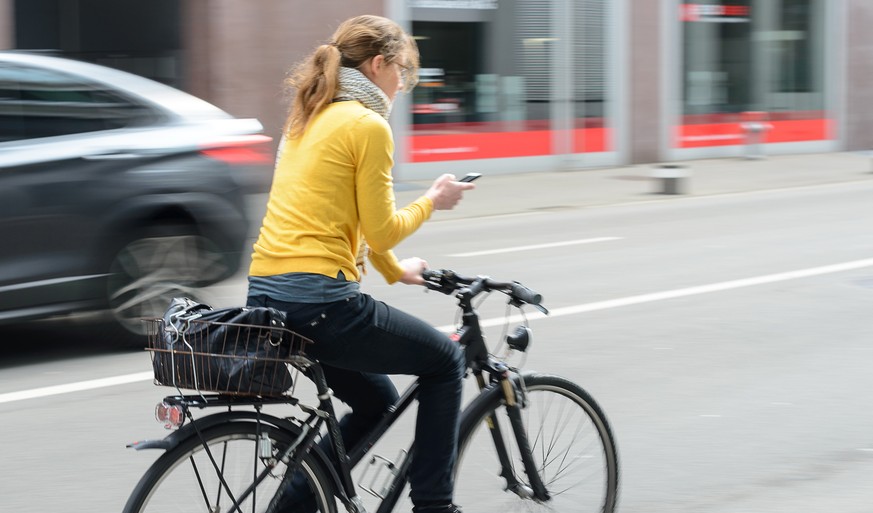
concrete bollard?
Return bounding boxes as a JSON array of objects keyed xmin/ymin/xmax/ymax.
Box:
[
  {"xmin": 740, "ymin": 111, "xmax": 772, "ymax": 160},
  {"xmin": 652, "ymin": 164, "xmax": 688, "ymax": 195}
]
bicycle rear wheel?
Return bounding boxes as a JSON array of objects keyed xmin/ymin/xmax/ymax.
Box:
[
  {"xmin": 455, "ymin": 373, "xmax": 619, "ymax": 512},
  {"xmin": 124, "ymin": 421, "xmax": 337, "ymax": 513}
]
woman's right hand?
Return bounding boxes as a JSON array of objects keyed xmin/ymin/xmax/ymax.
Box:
[
  {"xmin": 397, "ymin": 257, "xmax": 428, "ymax": 285},
  {"xmin": 425, "ymin": 174, "xmax": 476, "ymax": 211}
]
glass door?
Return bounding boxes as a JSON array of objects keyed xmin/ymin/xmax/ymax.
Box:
[
  {"xmin": 401, "ymin": 0, "xmax": 620, "ymax": 174},
  {"xmin": 673, "ymin": 0, "xmax": 833, "ymax": 153}
]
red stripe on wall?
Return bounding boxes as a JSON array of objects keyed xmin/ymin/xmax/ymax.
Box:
[
  {"xmin": 408, "ymin": 130, "xmax": 550, "ymax": 162},
  {"xmin": 408, "ymin": 128, "xmax": 611, "ymax": 163},
  {"xmin": 765, "ymin": 119, "xmax": 833, "ymax": 143},
  {"xmin": 574, "ymin": 127, "xmax": 609, "ymax": 153},
  {"xmin": 678, "ymin": 118, "xmax": 833, "ymax": 148}
]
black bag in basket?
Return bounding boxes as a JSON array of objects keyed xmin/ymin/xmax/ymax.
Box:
[{"xmin": 153, "ymin": 297, "xmax": 294, "ymax": 396}]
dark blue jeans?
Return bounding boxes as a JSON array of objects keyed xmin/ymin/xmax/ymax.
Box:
[{"xmin": 247, "ymin": 292, "xmax": 465, "ymax": 507}]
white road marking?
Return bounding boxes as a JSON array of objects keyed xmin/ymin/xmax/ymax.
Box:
[
  {"xmin": 5, "ymin": 256, "xmax": 873, "ymax": 404},
  {"xmin": 0, "ymin": 372, "xmax": 153, "ymax": 404},
  {"xmin": 447, "ymin": 237, "xmax": 622, "ymax": 257},
  {"xmin": 440, "ymin": 257, "xmax": 873, "ymax": 330}
]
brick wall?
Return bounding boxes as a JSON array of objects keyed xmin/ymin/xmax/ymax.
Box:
[
  {"xmin": 629, "ymin": 0, "xmax": 663, "ymax": 163},
  {"xmin": 846, "ymin": 0, "xmax": 873, "ymax": 150},
  {"xmin": 183, "ymin": 0, "xmax": 384, "ymax": 148},
  {"xmin": 0, "ymin": 0, "xmax": 13, "ymax": 49}
]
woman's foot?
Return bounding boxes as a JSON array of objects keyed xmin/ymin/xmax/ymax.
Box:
[{"xmin": 412, "ymin": 504, "xmax": 462, "ymax": 513}]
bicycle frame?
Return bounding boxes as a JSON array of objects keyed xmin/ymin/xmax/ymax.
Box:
[
  {"xmin": 312, "ymin": 285, "xmax": 551, "ymax": 513},
  {"xmin": 131, "ymin": 276, "xmax": 551, "ymax": 513}
]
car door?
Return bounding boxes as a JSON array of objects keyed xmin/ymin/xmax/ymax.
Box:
[{"xmin": 0, "ymin": 60, "xmax": 158, "ymax": 319}]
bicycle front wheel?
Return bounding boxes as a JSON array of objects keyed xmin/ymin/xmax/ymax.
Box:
[
  {"xmin": 124, "ymin": 421, "xmax": 338, "ymax": 513},
  {"xmin": 455, "ymin": 373, "xmax": 619, "ymax": 512}
]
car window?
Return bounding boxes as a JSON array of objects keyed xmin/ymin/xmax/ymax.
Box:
[{"xmin": 0, "ymin": 62, "xmax": 159, "ymax": 142}]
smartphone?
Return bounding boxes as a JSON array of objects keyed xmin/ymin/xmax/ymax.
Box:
[{"xmin": 459, "ymin": 173, "xmax": 482, "ymax": 183}]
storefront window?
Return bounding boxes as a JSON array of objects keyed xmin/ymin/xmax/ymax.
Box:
[
  {"xmin": 411, "ymin": 21, "xmax": 487, "ymax": 126},
  {"xmin": 678, "ymin": 0, "xmax": 830, "ymax": 148},
  {"xmin": 407, "ymin": 0, "xmax": 612, "ymax": 163},
  {"xmin": 572, "ymin": 0, "xmax": 610, "ymax": 153}
]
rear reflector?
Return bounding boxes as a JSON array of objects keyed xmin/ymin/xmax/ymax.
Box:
[{"xmin": 155, "ymin": 401, "xmax": 185, "ymax": 429}]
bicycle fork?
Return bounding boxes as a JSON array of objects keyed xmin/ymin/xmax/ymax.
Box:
[{"xmin": 476, "ymin": 370, "xmax": 551, "ymax": 502}]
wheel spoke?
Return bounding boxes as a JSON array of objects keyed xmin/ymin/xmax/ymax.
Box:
[
  {"xmin": 541, "ymin": 407, "xmax": 585, "ymax": 484},
  {"xmin": 452, "ymin": 376, "xmax": 619, "ymax": 513},
  {"xmin": 542, "ymin": 395, "xmax": 570, "ymax": 473},
  {"xmin": 215, "ymin": 440, "xmax": 230, "ymax": 510},
  {"xmin": 124, "ymin": 423, "xmax": 337, "ymax": 513},
  {"xmin": 189, "ymin": 455, "xmax": 215, "ymax": 511}
]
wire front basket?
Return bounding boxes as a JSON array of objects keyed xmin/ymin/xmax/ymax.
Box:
[{"xmin": 145, "ymin": 318, "xmax": 314, "ymax": 397}]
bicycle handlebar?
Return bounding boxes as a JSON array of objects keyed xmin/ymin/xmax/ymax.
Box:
[{"xmin": 422, "ymin": 268, "xmax": 545, "ymax": 311}]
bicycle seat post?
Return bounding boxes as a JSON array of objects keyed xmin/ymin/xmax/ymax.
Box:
[{"xmin": 308, "ymin": 363, "xmax": 364, "ymax": 507}]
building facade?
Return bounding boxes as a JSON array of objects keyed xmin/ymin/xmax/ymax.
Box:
[{"xmin": 3, "ymin": 0, "xmax": 873, "ymax": 180}]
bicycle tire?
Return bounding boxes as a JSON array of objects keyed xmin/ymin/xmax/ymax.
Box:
[
  {"xmin": 123, "ymin": 421, "xmax": 338, "ymax": 513},
  {"xmin": 454, "ymin": 373, "xmax": 619, "ymax": 512}
]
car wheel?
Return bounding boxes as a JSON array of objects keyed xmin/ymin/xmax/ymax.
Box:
[{"xmin": 107, "ymin": 229, "xmax": 229, "ymax": 334}]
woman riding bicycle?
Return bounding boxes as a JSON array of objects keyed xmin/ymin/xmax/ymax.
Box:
[{"xmin": 246, "ymin": 14, "xmax": 475, "ymax": 513}]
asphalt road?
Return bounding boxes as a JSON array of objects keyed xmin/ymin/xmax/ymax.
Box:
[{"xmin": 1, "ymin": 179, "xmax": 872, "ymax": 512}]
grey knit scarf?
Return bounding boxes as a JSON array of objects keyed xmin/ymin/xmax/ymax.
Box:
[{"xmin": 335, "ymin": 67, "xmax": 392, "ymax": 119}]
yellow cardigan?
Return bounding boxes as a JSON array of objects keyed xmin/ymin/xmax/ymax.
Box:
[{"xmin": 249, "ymin": 101, "xmax": 433, "ymax": 284}]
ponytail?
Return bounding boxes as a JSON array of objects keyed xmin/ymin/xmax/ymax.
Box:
[
  {"xmin": 284, "ymin": 44, "xmax": 342, "ymax": 138},
  {"xmin": 282, "ymin": 15, "xmax": 420, "ymax": 139}
]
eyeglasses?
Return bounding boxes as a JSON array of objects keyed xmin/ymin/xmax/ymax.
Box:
[{"xmin": 396, "ymin": 62, "xmax": 413, "ymax": 84}]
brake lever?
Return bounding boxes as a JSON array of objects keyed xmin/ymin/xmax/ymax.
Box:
[{"xmin": 423, "ymin": 279, "xmax": 453, "ymax": 296}]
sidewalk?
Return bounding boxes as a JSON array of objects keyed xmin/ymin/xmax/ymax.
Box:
[{"xmin": 394, "ymin": 152, "xmax": 873, "ymax": 220}]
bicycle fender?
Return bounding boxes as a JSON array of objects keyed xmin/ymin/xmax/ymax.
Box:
[
  {"xmin": 127, "ymin": 411, "xmax": 295, "ymax": 451},
  {"xmin": 127, "ymin": 438, "xmax": 175, "ymax": 451},
  {"xmin": 125, "ymin": 411, "xmax": 346, "ymax": 501}
]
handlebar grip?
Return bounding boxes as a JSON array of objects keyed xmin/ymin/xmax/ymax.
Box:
[
  {"xmin": 421, "ymin": 269, "xmax": 440, "ymax": 281},
  {"xmin": 421, "ymin": 268, "xmax": 458, "ymax": 295},
  {"xmin": 511, "ymin": 283, "xmax": 542, "ymax": 305}
]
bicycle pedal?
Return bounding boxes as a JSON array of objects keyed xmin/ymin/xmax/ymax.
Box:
[{"xmin": 358, "ymin": 450, "xmax": 408, "ymax": 499}]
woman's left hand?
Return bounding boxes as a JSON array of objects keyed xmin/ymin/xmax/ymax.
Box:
[
  {"xmin": 425, "ymin": 174, "xmax": 476, "ymax": 211},
  {"xmin": 398, "ymin": 257, "xmax": 428, "ymax": 285}
]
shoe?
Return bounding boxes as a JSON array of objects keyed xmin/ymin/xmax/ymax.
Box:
[
  {"xmin": 412, "ymin": 504, "xmax": 462, "ymax": 513},
  {"xmin": 265, "ymin": 470, "xmax": 317, "ymax": 513}
]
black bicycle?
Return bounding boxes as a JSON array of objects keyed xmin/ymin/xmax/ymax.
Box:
[{"xmin": 123, "ymin": 268, "xmax": 620, "ymax": 513}]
